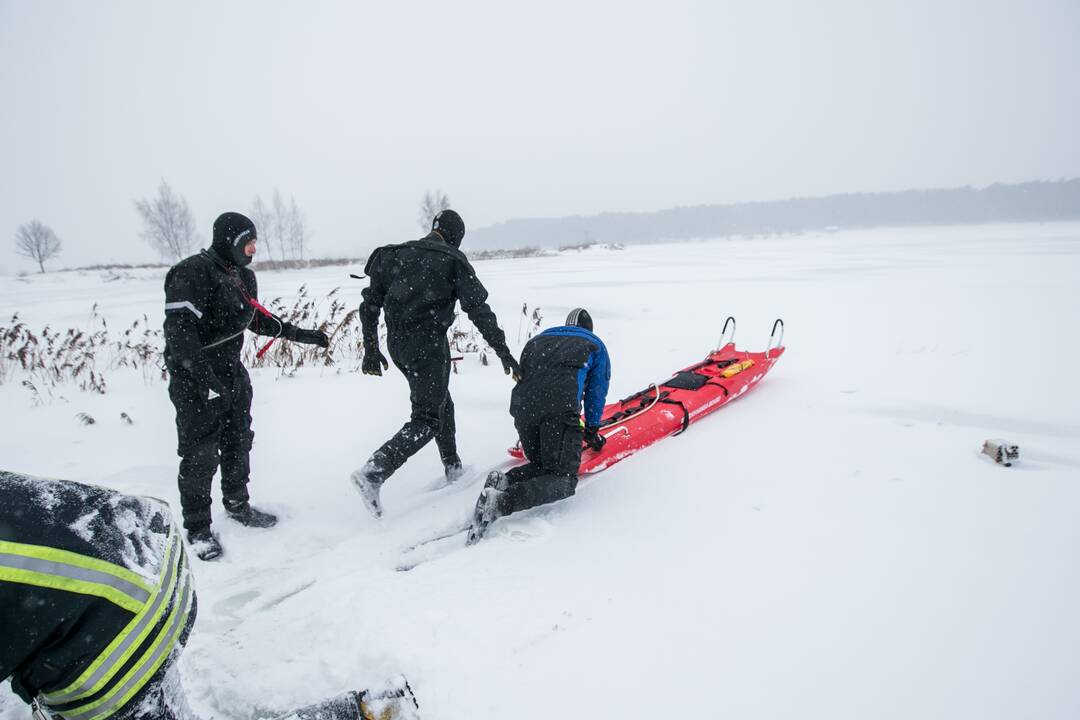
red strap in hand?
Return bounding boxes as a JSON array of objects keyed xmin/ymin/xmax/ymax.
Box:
[{"xmin": 247, "ymin": 297, "xmax": 278, "ymax": 359}]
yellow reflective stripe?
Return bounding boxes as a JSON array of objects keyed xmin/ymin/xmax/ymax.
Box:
[
  {"xmin": 90, "ymin": 578, "xmax": 194, "ymax": 720},
  {"xmin": 0, "ymin": 541, "xmax": 152, "ymax": 594},
  {"xmin": 44, "ymin": 532, "xmax": 182, "ymax": 705},
  {"xmin": 0, "ymin": 567, "xmax": 144, "ymax": 614},
  {"xmin": 60, "ymin": 571, "xmax": 193, "ymax": 720}
]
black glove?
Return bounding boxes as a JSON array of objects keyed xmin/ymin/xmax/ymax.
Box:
[
  {"xmin": 362, "ymin": 345, "xmax": 389, "ymax": 376},
  {"xmin": 583, "ymin": 425, "xmax": 606, "ymax": 452},
  {"xmin": 292, "ymin": 328, "xmax": 330, "ymax": 348},
  {"xmin": 499, "ymin": 353, "xmax": 523, "ymax": 382}
]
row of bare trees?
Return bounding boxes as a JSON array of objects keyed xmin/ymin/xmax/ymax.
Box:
[
  {"xmin": 132, "ymin": 181, "xmax": 310, "ymax": 263},
  {"xmin": 14, "ymin": 185, "xmax": 452, "ymax": 272},
  {"xmin": 250, "ymin": 189, "xmax": 308, "ymax": 262},
  {"xmin": 134, "ymin": 182, "xmax": 200, "ymax": 261}
]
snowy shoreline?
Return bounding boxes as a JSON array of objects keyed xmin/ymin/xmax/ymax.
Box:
[{"xmin": 3, "ymin": 222, "xmax": 1079, "ymax": 720}]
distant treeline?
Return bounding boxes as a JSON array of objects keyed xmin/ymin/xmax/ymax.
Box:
[{"xmin": 469, "ymin": 178, "xmax": 1080, "ymax": 249}]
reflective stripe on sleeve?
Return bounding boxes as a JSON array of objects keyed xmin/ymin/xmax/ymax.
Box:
[
  {"xmin": 164, "ymin": 301, "xmax": 203, "ymax": 319},
  {"xmin": 43, "ymin": 532, "xmax": 182, "ymax": 705},
  {"xmin": 0, "ymin": 541, "xmax": 152, "ymax": 613},
  {"xmin": 56, "ymin": 568, "xmax": 194, "ymax": 720}
]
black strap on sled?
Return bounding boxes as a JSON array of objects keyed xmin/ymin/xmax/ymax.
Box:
[
  {"xmin": 663, "ymin": 371, "xmax": 711, "ymax": 391},
  {"xmin": 601, "ymin": 355, "xmax": 737, "ymax": 430},
  {"xmin": 706, "ymin": 380, "xmax": 730, "ymax": 396},
  {"xmin": 617, "ymin": 385, "xmax": 662, "ymax": 405},
  {"xmin": 602, "ymin": 387, "xmax": 669, "ymax": 427},
  {"xmin": 661, "ymin": 357, "xmax": 741, "ymax": 393},
  {"xmin": 660, "ymin": 398, "xmax": 691, "ymax": 434}
]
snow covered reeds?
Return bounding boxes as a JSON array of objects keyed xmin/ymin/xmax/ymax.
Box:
[{"xmin": 1, "ymin": 287, "xmax": 521, "ymax": 398}]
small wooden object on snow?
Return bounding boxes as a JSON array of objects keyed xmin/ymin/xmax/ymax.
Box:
[{"xmin": 982, "ymin": 439, "xmax": 1019, "ymax": 467}]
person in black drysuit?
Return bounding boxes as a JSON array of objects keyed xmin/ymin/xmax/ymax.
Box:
[
  {"xmin": 467, "ymin": 308, "xmax": 611, "ymax": 544},
  {"xmin": 350, "ymin": 209, "xmax": 521, "ymax": 518},
  {"xmin": 0, "ymin": 470, "xmax": 421, "ymax": 720},
  {"xmin": 163, "ymin": 212, "xmax": 329, "ymax": 560}
]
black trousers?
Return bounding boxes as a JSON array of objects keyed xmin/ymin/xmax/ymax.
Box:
[
  {"xmin": 502, "ymin": 411, "xmax": 583, "ymax": 515},
  {"xmin": 167, "ymin": 364, "xmax": 254, "ymax": 532},
  {"xmin": 368, "ymin": 330, "xmax": 457, "ymax": 483}
]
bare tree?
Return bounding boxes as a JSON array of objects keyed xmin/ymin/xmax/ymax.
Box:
[
  {"xmin": 283, "ymin": 195, "xmax": 308, "ymax": 261},
  {"xmin": 250, "ymin": 195, "xmax": 277, "ymax": 262},
  {"xmin": 252, "ymin": 189, "xmax": 310, "ymax": 262},
  {"xmin": 270, "ymin": 190, "xmax": 289, "ymax": 261},
  {"xmin": 134, "ymin": 181, "xmax": 199, "ymax": 261},
  {"xmin": 14, "ymin": 220, "xmax": 62, "ymax": 273},
  {"xmin": 418, "ymin": 189, "xmax": 451, "ymax": 231}
]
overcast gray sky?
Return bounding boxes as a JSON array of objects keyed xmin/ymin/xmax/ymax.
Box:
[{"xmin": 2, "ymin": 0, "xmax": 1078, "ymax": 270}]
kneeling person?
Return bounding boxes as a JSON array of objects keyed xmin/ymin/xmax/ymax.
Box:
[{"xmin": 468, "ymin": 308, "xmax": 611, "ymax": 544}]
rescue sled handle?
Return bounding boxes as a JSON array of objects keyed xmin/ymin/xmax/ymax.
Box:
[
  {"xmin": 714, "ymin": 317, "xmax": 736, "ymax": 352},
  {"xmin": 601, "ymin": 426, "xmax": 630, "ymax": 441},
  {"xmin": 765, "ymin": 318, "xmax": 784, "ymax": 359},
  {"xmin": 600, "ymin": 383, "xmax": 661, "ymax": 437}
]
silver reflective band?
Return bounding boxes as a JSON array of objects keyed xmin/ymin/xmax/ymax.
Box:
[
  {"xmin": 202, "ymin": 310, "xmax": 256, "ymax": 349},
  {"xmin": 44, "ymin": 537, "xmax": 182, "ymax": 705},
  {"xmin": 164, "ymin": 302, "xmax": 203, "ymax": 319},
  {"xmin": 202, "ymin": 327, "xmax": 245, "ymax": 349},
  {"xmin": 0, "ymin": 554, "xmax": 150, "ymax": 606},
  {"xmin": 58, "ymin": 572, "xmax": 193, "ymax": 720}
]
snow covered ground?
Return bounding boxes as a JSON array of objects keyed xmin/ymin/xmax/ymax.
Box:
[{"xmin": 2, "ymin": 222, "xmax": 1079, "ymax": 720}]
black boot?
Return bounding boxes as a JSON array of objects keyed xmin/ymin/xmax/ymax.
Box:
[
  {"xmin": 442, "ymin": 456, "xmax": 465, "ymax": 484},
  {"xmin": 225, "ymin": 502, "xmax": 278, "ymax": 528},
  {"xmin": 187, "ymin": 528, "xmax": 223, "ymax": 561},
  {"xmin": 288, "ymin": 677, "xmax": 420, "ymax": 720},
  {"xmin": 350, "ymin": 458, "xmax": 385, "ymax": 518},
  {"xmin": 466, "ymin": 471, "xmax": 509, "ymax": 546}
]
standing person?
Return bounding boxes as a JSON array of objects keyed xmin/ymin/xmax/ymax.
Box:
[
  {"xmin": 0, "ymin": 470, "xmax": 421, "ymax": 720},
  {"xmin": 467, "ymin": 308, "xmax": 610, "ymax": 544},
  {"xmin": 351, "ymin": 209, "xmax": 521, "ymax": 517},
  {"xmin": 163, "ymin": 212, "xmax": 329, "ymax": 560}
]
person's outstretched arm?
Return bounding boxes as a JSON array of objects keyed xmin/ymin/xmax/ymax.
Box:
[
  {"xmin": 243, "ymin": 273, "xmax": 328, "ymax": 347},
  {"xmin": 453, "ymin": 261, "xmax": 520, "ymax": 378},
  {"xmin": 358, "ymin": 251, "xmax": 390, "ymax": 375}
]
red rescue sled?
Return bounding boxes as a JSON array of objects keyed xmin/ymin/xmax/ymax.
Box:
[{"xmin": 509, "ymin": 318, "xmax": 785, "ymax": 474}]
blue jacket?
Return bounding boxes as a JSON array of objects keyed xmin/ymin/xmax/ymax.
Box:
[{"xmin": 510, "ymin": 325, "xmax": 611, "ymax": 427}]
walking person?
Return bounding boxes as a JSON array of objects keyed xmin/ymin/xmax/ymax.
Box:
[
  {"xmin": 351, "ymin": 209, "xmax": 520, "ymax": 517},
  {"xmin": 163, "ymin": 212, "xmax": 329, "ymax": 560},
  {"xmin": 467, "ymin": 308, "xmax": 610, "ymax": 544}
]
